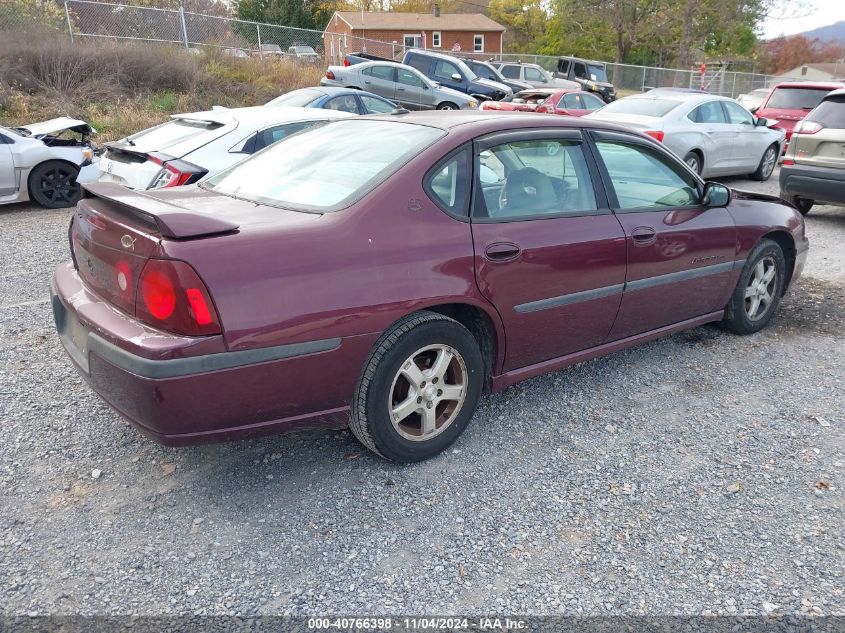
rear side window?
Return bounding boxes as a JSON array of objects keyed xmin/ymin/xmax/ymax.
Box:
[
  {"xmin": 688, "ymin": 101, "xmax": 728, "ymax": 124},
  {"xmin": 475, "ymin": 140, "xmax": 598, "ymax": 220},
  {"xmin": 806, "ymin": 96, "xmax": 845, "ymax": 128},
  {"xmin": 406, "ymin": 55, "xmax": 430, "ymax": 74},
  {"xmin": 525, "ymin": 67, "xmax": 545, "ymax": 82},
  {"xmin": 766, "ymin": 87, "xmax": 831, "ymax": 110},
  {"xmin": 397, "ymin": 68, "xmax": 424, "ymax": 87},
  {"xmin": 363, "ymin": 65, "xmax": 394, "ymax": 81},
  {"xmin": 500, "ymin": 65, "xmax": 520, "ymax": 79},
  {"xmin": 425, "ymin": 149, "xmax": 470, "ymax": 217}
]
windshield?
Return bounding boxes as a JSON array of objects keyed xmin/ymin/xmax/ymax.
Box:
[
  {"xmin": 599, "ymin": 98, "xmax": 681, "ymax": 117},
  {"xmin": 294, "ymin": 46, "xmax": 315, "ymax": 53},
  {"xmin": 587, "ymin": 64, "xmax": 608, "ymax": 83},
  {"xmin": 119, "ymin": 118, "xmax": 226, "ymax": 156},
  {"xmin": 454, "ymin": 58, "xmax": 477, "ymax": 81},
  {"xmin": 766, "ymin": 87, "xmax": 833, "ymax": 110},
  {"xmin": 266, "ymin": 89, "xmax": 324, "ymax": 107},
  {"xmin": 203, "ymin": 120, "xmax": 443, "ymax": 211}
]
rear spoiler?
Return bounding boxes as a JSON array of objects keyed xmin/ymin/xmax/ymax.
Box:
[{"xmin": 82, "ymin": 182, "xmax": 239, "ymax": 240}]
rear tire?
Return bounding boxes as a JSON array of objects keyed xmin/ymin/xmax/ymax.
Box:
[
  {"xmin": 749, "ymin": 144, "xmax": 778, "ymax": 181},
  {"xmin": 437, "ymin": 102, "xmax": 459, "ymax": 110},
  {"xmin": 683, "ymin": 151, "xmax": 702, "ymax": 175},
  {"xmin": 792, "ymin": 196, "xmax": 813, "ymax": 216},
  {"xmin": 350, "ymin": 311, "xmax": 484, "ymax": 462},
  {"xmin": 721, "ymin": 239, "xmax": 786, "ymax": 335},
  {"xmin": 28, "ymin": 161, "xmax": 81, "ymax": 209}
]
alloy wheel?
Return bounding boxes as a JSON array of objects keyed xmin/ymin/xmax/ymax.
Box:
[
  {"xmin": 686, "ymin": 156, "xmax": 700, "ymax": 174},
  {"xmin": 38, "ymin": 166, "xmax": 75, "ymax": 205},
  {"xmin": 744, "ymin": 256, "xmax": 778, "ymax": 321},
  {"xmin": 388, "ymin": 344, "xmax": 468, "ymax": 441},
  {"xmin": 761, "ymin": 147, "xmax": 777, "ymax": 179}
]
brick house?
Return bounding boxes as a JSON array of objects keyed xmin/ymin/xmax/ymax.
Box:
[{"xmin": 322, "ymin": 8, "xmax": 506, "ymax": 64}]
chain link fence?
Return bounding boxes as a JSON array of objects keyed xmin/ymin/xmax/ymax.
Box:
[{"xmin": 1, "ymin": 0, "xmax": 803, "ymax": 98}]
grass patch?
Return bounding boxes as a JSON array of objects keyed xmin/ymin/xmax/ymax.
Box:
[{"xmin": 0, "ymin": 31, "xmax": 323, "ymax": 141}]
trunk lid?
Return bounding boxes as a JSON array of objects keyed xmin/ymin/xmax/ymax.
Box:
[{"xmin": 71, "ymin": 183, "xmax": 240, "ymax": 314}]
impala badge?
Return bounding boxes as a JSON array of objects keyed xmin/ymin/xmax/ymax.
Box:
[{"xmin": 121, "ymin": 235, "xmax": 136, "ymax": 250}]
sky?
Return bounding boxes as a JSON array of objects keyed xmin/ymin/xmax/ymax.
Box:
[{"xmin": 762, "ymin": 0, "xmax": 845, "ymax": 39}]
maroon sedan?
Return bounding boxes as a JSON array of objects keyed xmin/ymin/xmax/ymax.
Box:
[{"xmin": 52, "ymin": 112, "xmax": 808, "ymax": 462}]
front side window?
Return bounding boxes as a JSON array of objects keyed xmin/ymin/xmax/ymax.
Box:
[
  {"xmin": 573, "ymin": 63, "xmax": 588, "ymax": 79},
  {"xmin": 359, "ymin": 95, "xmax": 395, "ymax": 114},
  {"xmin": 203, "ymin": 120, "xmax": 443, "ymax": 212},
  {"xmin": 397, "ymin": 68, "xmax": 424, "ymax": 88},
  {"xmin": 525, "ymin": 67, "xmax": 545, "ymax": 82},
  {"xmin": 474, "ymin": 34, "xmax": 484, "ymax": 52},
  {"xmin": 595, "ymin": 141, "xmax": 699, "ymax": 210},
  {"xmin": 475, "ymin": 139, "xmax": 598, "ymax": 220},
  {"xmin": 723, "ymin": 101, "xmax": 754, "ymax": 125},
  {"xmin": 434, "ymin": 60, "xmax": 461, "ymax": 82}
]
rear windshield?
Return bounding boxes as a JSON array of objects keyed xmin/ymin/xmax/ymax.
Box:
[
  {"xmin": 806, "ymin": 95, "xmax": 845, "ymax": 128},
  {"xmin": 202, "ymin": 120, "xmax": 443, "ymax": 212},
  {"xmin": 766, "ymin": 87, "xmax": 832, "ymax": 110},
  {"xmin": 266, "ymin": 89, "xmax": 324, "ymax": 107},
  {"xmin": 121, "ymin": 118, "xmax": 225, "ymax": 156},
  {"xmin": 599, "ymin": 98, "xmax": 681, "ymax": 117}
]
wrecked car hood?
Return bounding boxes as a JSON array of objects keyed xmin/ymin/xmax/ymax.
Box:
[{"xmin": 16, "ymin": 117, "xmax": 96, "ymax": 137}]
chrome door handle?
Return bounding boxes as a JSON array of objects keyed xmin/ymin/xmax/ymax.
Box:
[{"xmin": 631, "ymin": 226, "xmax": 656, "ymax": 246}]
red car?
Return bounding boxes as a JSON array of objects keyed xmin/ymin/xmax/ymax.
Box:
[
  {"xmin": 534, "ymin": 90, "xmax": 606, "ymax": 116},
  {"xmin": 478, "ymin": 89, "xmax": 556, "ymax": 112},
  {"xmin": 756, "ymin": 82, "xmax": 844, "ymax": 146},
  {"xmin": 52, "ymin": 113, "xmax": 808, "ymax": 462}
]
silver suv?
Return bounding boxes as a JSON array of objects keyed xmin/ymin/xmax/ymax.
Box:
[
  {"xmin": 779, "ymin": 88, "xmax": 845, "ymax": 215},
  {"xmin": 321, "ymin": 61, "xmax": 478, "ymax": 111},
  {"xmin": 492, "ymin": 62, "xmax": 580, "ymax": 91}
]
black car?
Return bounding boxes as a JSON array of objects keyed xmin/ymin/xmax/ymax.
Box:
[
  {"xmin": 460, "ymin": 58, "xmax": 532, "ymax": 94},
  {"xmin": 555, "ymin": 56, "xmax": 617, "ymax": 102},
  {"xmin": 402, "ymin": 49, "xmax": 512, "ymax": 101}
]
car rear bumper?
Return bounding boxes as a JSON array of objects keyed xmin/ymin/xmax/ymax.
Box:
[
  {"xmin": 51, "ymin": 261, "xmax": 371, "ymax": 446},
  {"xmin": 779, "ymin": 163, "xmax": 845, "ymax": 205}
]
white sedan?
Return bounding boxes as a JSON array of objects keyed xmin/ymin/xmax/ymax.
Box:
[
  {"xmin": 585, "ymin": 92, "xmax": 785, "ymax": 181},
  {"xmin": 97, "ymin": 106, "xmax": 354, "ymax": 191},
  {"xmin": 0, "ymin": 117, "xmax": 97, "ymax": 208}
]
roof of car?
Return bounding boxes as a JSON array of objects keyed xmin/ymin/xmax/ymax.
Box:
[
  {"xmin": 173, "ymin": 106, "xmax": 355, "ymax": 126},
  {"xmin": 624, "ymin": 92, "xmax": 732, "ymax": 105},
  {"xmin": 770, "ymin": 82, "xmax": 845, "ymax": 90},
  {"xmin": 823, "ymin": 88, "xmax": 845, "ymax": 99}
]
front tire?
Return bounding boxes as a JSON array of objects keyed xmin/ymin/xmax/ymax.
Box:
[
  {"xmin": 350, "ymin": 311, "xmax": 484, "ymax": 462},
  {"xmin": 749, "ymin": 144, "xmax": 778, "ymax": 182},
  {"xmin": 792, "ymin": 196, "xmax": 813, "ymax": 216},
  {"xmin": 28, "ymin": 161, "xmax": 81, "ymax": 209},
  {"xmin": 437, "ymin": 102, "xmax": 458, "ymax": 110},
  {"xmin": 721, "ymin": 239, "xmax": 786, "ymax": 335}
]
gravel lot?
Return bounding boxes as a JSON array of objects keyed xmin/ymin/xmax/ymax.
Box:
[{"xmin": 0, "ymin": 168, "xmax": 843, "ymax": 618}]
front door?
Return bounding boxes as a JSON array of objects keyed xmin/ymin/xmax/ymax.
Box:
[
  {"xmin": 722, "ymin": 100, "xmax": 764, "ymax": 171},
  {"xmin": 470, "ymin": 130, "xmax": 628, "ymax": 371},
  {"xmin": 590, "ymin": 131, "xmax": 737, "ymax": 341},
  {"xmin": 395, "ymin": 67, "xmax": 430, "ymax": 110},
  {"xmin": 431, "ymin": 57, "xmax": 466, "ymax": 94},
  {"xmin": 687, "ymin": 100, "xmax": 735, "ymax": 172}
]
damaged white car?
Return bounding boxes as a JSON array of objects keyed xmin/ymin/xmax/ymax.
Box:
[{"xmin": 0, "ymin": 117, "xmax": 97, "ymax": 209}]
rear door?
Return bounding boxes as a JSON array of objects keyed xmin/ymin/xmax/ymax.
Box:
[
  {"xmin": 590, "ymin": 131, "xmax": 737, "ymax": 340},
  {"xmin": 686, "ymin": 100, "xmax": 734, "ymax": 171},
  {"xmin": 469, "ymin": 129, "xmax": 628, "ymax": 371},
  {"xmin": 360, "ymin": 64, "xmax": 397, "ymax": 101}
]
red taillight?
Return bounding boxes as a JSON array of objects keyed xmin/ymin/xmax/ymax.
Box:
[
  {"xmin": 326, "ymin": 70, "xmax": 336, "ymax": 80},
  {"xmin": 782, "ymin": 159, "xmax": 795, "ymax": 166},
  {"xmin": 644, "ymin": 130, "xmax": 665, "ymax": 142},
  {"xmin": 342, "ymin": 58, "xmax": 350, "ymax": 67},
  {"xmin": 136, "ymin": 259, "xmax": 221, "ymax": 336},
  {"xmin": 148, "ymin": 153, "xmax": 207, "ymax": 190}
]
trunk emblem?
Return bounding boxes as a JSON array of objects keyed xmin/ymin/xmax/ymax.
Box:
[{"xmin": 121, "ymin": 235, "xmax": 136, "ymax": 250}]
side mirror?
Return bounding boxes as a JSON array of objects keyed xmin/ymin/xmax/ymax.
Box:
[
  {"xmin": 755, "ymin": 117, "xmax": 768, "ymax": 127},
  {"xmin": 750, "ymin": 105, "xmax": 759, "ymax": 114},
  {"xmin": 451, "ymin": 73, "xmax": 462, "ymax": 82},
  {"xmin": 703, "ymin": 182, "xmax": 730, "ymax": 208}
]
